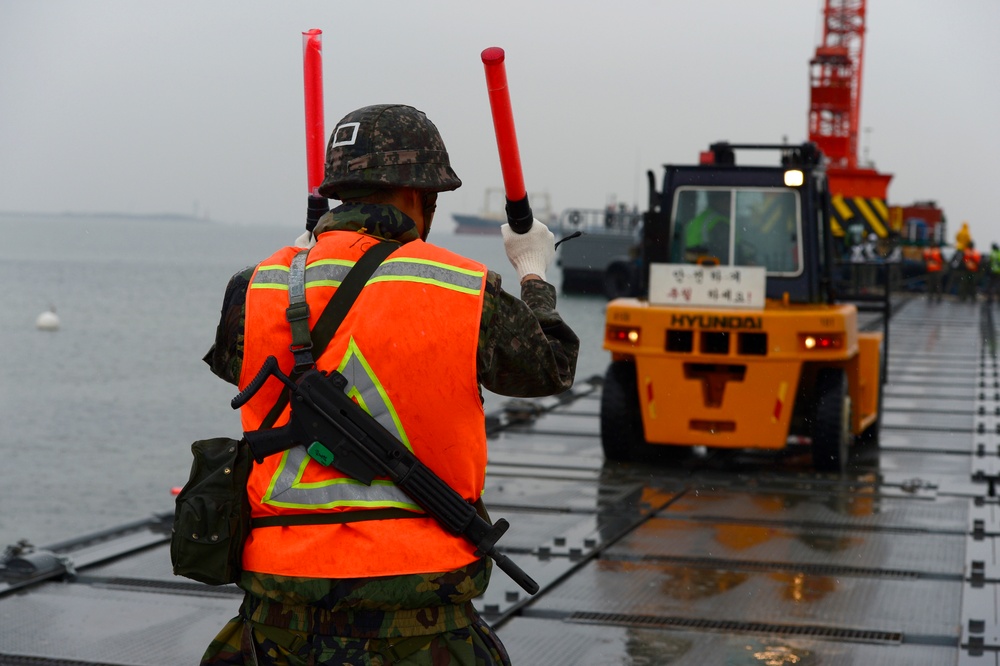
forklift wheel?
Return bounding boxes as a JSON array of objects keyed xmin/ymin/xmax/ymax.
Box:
[
  {"xmin": 600, "ymin": 361, "xmax": 645, "ymax": 461},
  {"xmin": 857, "ymin": 365, "xmax": 884, "ymax": 448},
  {"xmin": 812, "ymin": 368, "xmax": 852, "ymax": 473},
  {"xmin": 600, "ymin": 361, "xmax": 689, "ymax": 463}
]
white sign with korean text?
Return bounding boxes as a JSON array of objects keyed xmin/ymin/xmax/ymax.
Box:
[{"xmin": 648, "ymin": 264, "xmax": 766, "ymax": 310}]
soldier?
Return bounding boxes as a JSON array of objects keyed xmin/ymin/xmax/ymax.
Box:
[{"xmin": 201, "ymin": 104, "xmax": 579, "ymax": 665}]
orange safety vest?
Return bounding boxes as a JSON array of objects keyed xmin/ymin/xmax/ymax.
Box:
[
  {"xmin": 239, "ymin": 230, "xmax": 488, "ymax": 578},
  {"xmin": 923, "ymin": 247, "xmax": 943, "ymax": 272},
  {"xmin": 964, "ymin": 250, "xmax": 981, "ymax": 273}
]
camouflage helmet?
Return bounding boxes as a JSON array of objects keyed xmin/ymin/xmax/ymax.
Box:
[{"xmin": 318, "ymin": 104, "xmax": 462, "ymax": 199}]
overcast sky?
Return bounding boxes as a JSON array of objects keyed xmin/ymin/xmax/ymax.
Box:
[{"xmin": 2, "ymin": 1, "xmax": 998, "ymax": 245}]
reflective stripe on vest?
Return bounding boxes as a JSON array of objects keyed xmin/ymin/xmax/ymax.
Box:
[{"xmin": 250, "ymin": 257, "xmax": 483, "ymax": 294}]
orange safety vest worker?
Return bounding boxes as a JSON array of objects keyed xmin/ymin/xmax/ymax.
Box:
[
  {"xmin": 964, "ymin": 248, "xmax": 981, "ymax": 273},
  {"xmin": 238, "ymin": 230, "xmax": 488, "ymax": 579},
  {"xmin": 923, "ymin": 246, "xmax": 943, "ymax": 272}
]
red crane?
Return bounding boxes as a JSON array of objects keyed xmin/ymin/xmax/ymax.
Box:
[{"xmin": 808, "ymin": 0, "xmax": 891, "ymax": 202}]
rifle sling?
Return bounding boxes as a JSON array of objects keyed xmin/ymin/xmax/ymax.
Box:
[{"xmin": 259, "ymin": 239, "xmax": 399, "ymax": 429}]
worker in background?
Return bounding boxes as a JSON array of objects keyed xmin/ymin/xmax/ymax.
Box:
[
  {"xmin": 200, "ymin": 104, "xmax": 580, "ymax": 665},
  {"xmin": 684, "ymin": 191, "xmax": 731, "ymax": 264},
  {"xmin": 923, "ymin": 241, "xmax": 944, "ymax": 302},
  {"xmin": 885, "ymin": 232, "xmax": 903, "ymax": 292},
  {"xmin": 956, "ymin": 221, "xmax": 972, "ymax": 252},
  {"xmin": 988, "ymin": 242, "xmax": 1000, "ymax": 304},
  {"xmin": 855, "ymin": 232, "xmax": 880, "ymax": 291},
  {"xmin": 958, "ymin": 240, "xmax": 982, "ymax": 302},
  {"xmin": 848, "ymin": 236, "xmax": 866, "ymax": 291}
]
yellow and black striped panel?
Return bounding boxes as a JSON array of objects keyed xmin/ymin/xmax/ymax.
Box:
[
  {"xmin": 829, "ymin": 194, "xmax": 889, "ymax": 238},
  {"xmin": 756, "ymin": 192, "xmax": 796, "ymax": 235}
]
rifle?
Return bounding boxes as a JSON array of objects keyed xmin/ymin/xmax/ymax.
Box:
[{"xmin": 231, "ymin": 355, "xmax": 540, "ymax": 595}]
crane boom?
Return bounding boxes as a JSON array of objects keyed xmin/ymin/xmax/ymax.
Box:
[
  {"xmin": 807, "ymin": 0, "xmax": 891, "ymax": 242},
  {"xmin": 808, "ymin": 0, "xmax": 867, "ymax": 170}
]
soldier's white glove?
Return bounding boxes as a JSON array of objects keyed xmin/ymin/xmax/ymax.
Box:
[
  {"xmin": 501, "ymin": 219, "xmax": 555, "ymax": 283},
  {"xmin": 294, "ymin": 230, "xmax": 316, "ymax": 248}
]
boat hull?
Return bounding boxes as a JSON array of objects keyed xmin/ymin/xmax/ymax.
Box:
[
  {"xmin": 452, "ymin": 214, "xmax": 502, "ymax": 235},
  {"xmin": 557, "ymin": 208, "xmax": 641, "ymax": 295}
]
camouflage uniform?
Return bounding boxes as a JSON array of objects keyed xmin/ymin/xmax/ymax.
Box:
[
  {"xmin": 201, "ymin": 560, "xmax": 507, "ymax": 665},
  {"xmin": 201, "ymin": 203, "xmax": 579, "ymax": 665}
]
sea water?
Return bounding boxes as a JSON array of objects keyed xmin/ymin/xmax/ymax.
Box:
[{"xmin": 0, "ymin": 214, "xmax": 609, "ymax": 548}]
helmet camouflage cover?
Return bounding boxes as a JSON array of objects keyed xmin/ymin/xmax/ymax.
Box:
[{"xmin": 318, "ymin": 104, "xmax": 462, "ymax": 199}]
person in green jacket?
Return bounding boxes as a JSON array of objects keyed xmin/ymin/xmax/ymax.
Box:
[
  {"xmin": 682, "ymin": 192, "xmax": 731, "ymax": 264},
  {"xmin": 988, "ymin": 242, "xmax": 1000, "ymax": 304}
]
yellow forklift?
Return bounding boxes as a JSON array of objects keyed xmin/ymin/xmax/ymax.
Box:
[{"xmin": 600, "ymin": 142, "xmax": 886, "ymax": 472}]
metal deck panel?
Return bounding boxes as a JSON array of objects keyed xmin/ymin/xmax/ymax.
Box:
[
  {"xmin": 483, "ymin": 474, "xmax": 610, "ymax": 512},
  {"xmin": 882, "ymin": 384, "xmax": 977, "ymax": 399},
  {"xmin": 882, "ymin": 411, "xmax": 973, "ymax": 430},
  {"xmin": 880, "ymin": 429, "xmax": 972, "ymax": 451},
  {"xmin": 501, "ymin": 413, "xmax": 603, "ymax": 438},
  {"xmin": 0, "ymin": 581, "xmax": 232, "ymax": 665},
  {"xmin": 485, "ymin": 441, "xmax": 603, "ymax": 473},
  {"xmin": 883, "ymin": 395, "xmax": 974, "ymax": 413},
  {"xmin": 81, "ymin": 541, "xmax": 201, "ymax": 584},
  {"xmin": 524, "ymin": 558, "xmax": 961, "ymax": 640},
  {"xmin": 498, "ymin": 617, "xmax": 960, "ymax": 666},
  {"xmin": 476, "ymin": 510, "xmax": 604, "ymax": 552},
  {"xmin": 660, "ymin": 486, "xmax": 970, "ymax": 533},
  {"xmin": 886, "ymin": 372, "xmax": 980, "ymax": 385},
  {"xmin": 489, "ymin": 427, "xmax": 603, "ymax": 452},
  {"xmin": 605, "ymin": 515, "xmax": 965, "ymax": 576},
  {"xmin": 875, "ymin": 451, "xmax": 972, "ymax": 477},
  {"xmin": 886, "ymin": 360, "xmax": 984, "ymax": 372}
]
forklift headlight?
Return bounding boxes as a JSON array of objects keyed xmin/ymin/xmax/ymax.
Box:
[
  {"xmin": 784, "ymin": 169, "xmax": 804, "ymax": 187},
  {"xmin": 801, "ymin": 333, "xmax": 843, "ymax": 351},
  {"xmin": 606, "ymin": 325, "xmax": 641, "ymax": 345}
]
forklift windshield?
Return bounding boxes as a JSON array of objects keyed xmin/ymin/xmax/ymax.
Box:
[{"xmin": 670, "ymin": 187, "xmax": 803, "ymax": 276}]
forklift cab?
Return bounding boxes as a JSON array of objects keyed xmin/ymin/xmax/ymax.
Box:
[{"xmin": 640, "ymin": 142, "xmax": 832, "ymax": 304}]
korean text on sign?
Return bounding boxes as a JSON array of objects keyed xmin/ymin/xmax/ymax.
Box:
[{"xmin": 648, "ymin": 264, "xmax": 766, "ymax": 309}]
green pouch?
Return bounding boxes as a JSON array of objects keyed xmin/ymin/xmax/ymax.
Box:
[{"xmin": 170, "ymin": 437, "xmax": 251, "ymax": 585}]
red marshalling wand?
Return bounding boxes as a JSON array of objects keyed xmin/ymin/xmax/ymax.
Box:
[
  {"xmin": 303, "ymin": 29, "xmax": 328, "ymax": 234},
  {"xmin": 481, "ymin": 47, "xmax": 533, "ymax": 234}
]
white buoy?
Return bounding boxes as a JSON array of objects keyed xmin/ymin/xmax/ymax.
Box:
[{"xmin": 36, "ymin": 306, "xmax": 60, "ymax": 331}]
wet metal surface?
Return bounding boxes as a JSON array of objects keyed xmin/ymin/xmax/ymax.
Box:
[{"xmin": 0, "ymin": 297, "xmax": 994, "ymax": 665}]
